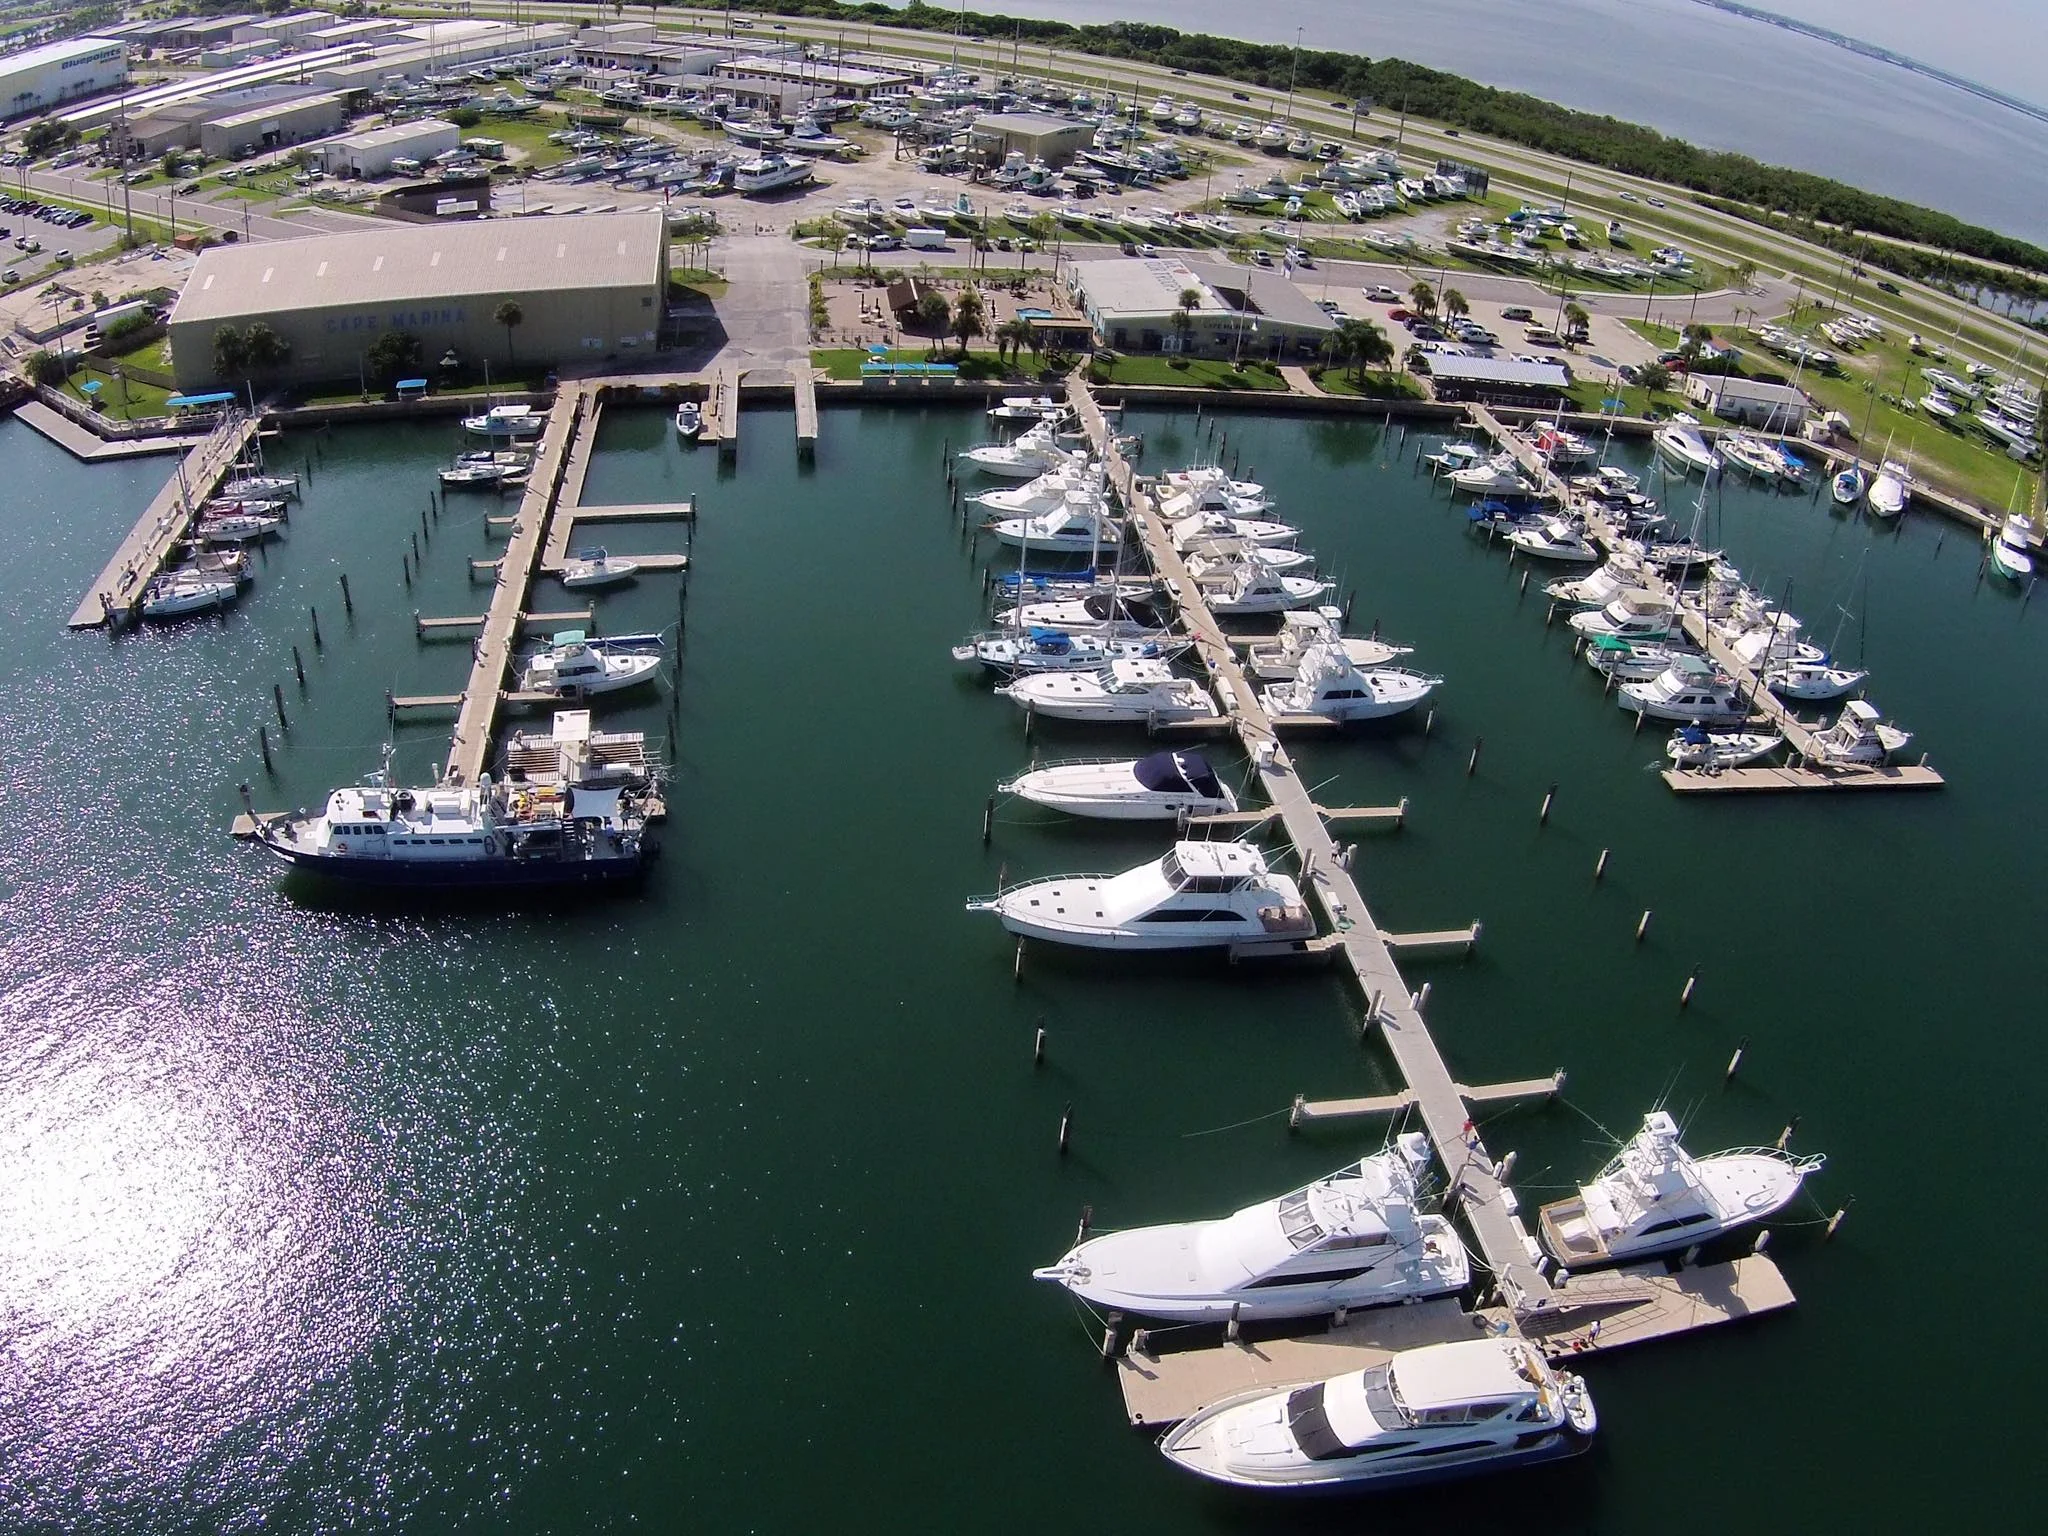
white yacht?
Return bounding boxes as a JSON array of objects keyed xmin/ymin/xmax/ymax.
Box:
[
  {"xmin": 219, "ymin": 472, "xmax": 298, "ymax": 500},
  {"xmin": 1505, "ymin": 516, "xmax": 1598, "ymax": 562},
  {"xmin": 1539, "ymin": 1110, "xmax": 1824, "ymax": 1267},
  {"xmin": 463, "ymin": 403, "xmax": 543, "ymax": 438},
  {"xmin": 974, "ymin": 465, "xmax": 1103, "ymax": 516},
  {"xmin": 1830, "ymin": 464, "xmax": 1866, "ymax": 506},
  {"xmin": 999, "ymin": 748, "xmax": 1236, "ymax": 821},
  {"xmin": 967, "ymin": 840, "xmax": 1313, "ymax": 951},
  {"xmin": 986, "ymin": 497, "xmax": 1123, "ymax": 552},
  {"xmin": 439, "ymin": 451, "xmax": 527, "ymax": 489},
  {"xmin": 733, "ymin": 152, "xmax": 814, "ymax": 195},
  {"xmin": 519, "ymin": 632, "xmax": 662, "ymax": 698},
  {"xmin": 1568, "ymin": 464, "xmax": 1640, "ymax": 499},
  {"xmin": 997, "ymin": 591, "xmax": 1172, "ymax": 638},
  {"xmin": 1161, "ymin": 466, "xmax": 1268, "ymax": 504},
  {"xmin": 1867, "ymin": 459, "xmax": 1911, "ymax": 518},
  {"xmin": 196, "ymin": 508, "xmax": 286, "ymax": 542},
  {"xmin": 1159, "ymin": 1338, "xmax": 1595, "ymax": 1492},
  {"xmin": 1806, "ymin": 698, "xmax": 1912, "ymax": 766},
  {"xmin": 1032, "ymin": 1134, "xmax": 1467, "ymax": 1322},
  {"xmin": 1653, "ymin": 417, "xmax": 1717, "ymax": 476},
  {"xmin": 141, "ymin": 571, "xmax": 237, "ymax": 619},
  {"xmin": 557, "ymin": 548, "xmax": 641, "ymax": 589},
  {"xmin": 1533, "ymin": 424, "xmax": 1597, "ymax": 466},
  {"xmin": 1260, "ymin": 643, "xmax": 1439, "ymax": 722},
  {"xmin": 1617, "ymin": 657, "xmax": 1749, "ymax": 724},
  {"xmin": 1167, "ymin": 508, "xmax": 1300, "ymax": 548},
  {"xmin": 1182, "ymin": 535, "xmax": 1313, "ymax": 572},
  {"xmin": 675, "ymin": 400, "xmax": 703, "ymax": 439},
  {"xmin": 1568, "ymin": 592, "xmax": 1676, "ymax": 643},
  {"xmin": 1716, "ymin": 431, "xmax": 1788, "ymax": 482},
  {"xmin": 1424, "ymin": 442, "xmax": 1486, "ymax": 476},
  {"xmin": 996, "ymin": 658, "xmax": 1219, "ymax": 723},
  {"xmin": 1447, "ymin": 454, "xmax": 1533, "ymax": 496},
  {"xmin": 1666, "ymin": 726, "xmax": 1782, "ymax": 769},
  {"xmin": 988, "ymin": 394, "xmax": 1062, "ymax": 422},
  {"xmin": 1245, "ymin": 609, "xmax": 1411, "ymax": 681},
  {"xmin": 959, "ymin": 423, "xmax": 1081, "ymax": 479},
  {"xmin": 1584, "ymin": 635, "xmax": 1702, "ymax": 683},
  {"xmin": 1188, "ymin": 561, "xmax": 1331, "ymax": 615},
  {"xmin": 1764, "ymin": 658, "xmax": 1867, "ymax": 701},
  {"xmin": 1545, "ymin": 552, "xmax": 1650, "ymax": 609},
  {"xmin": 954, "ymin": 627, "xmax": 1178, "ymax": 675},
  {"xmin": 1991, "ymin": 514, "xmax": 2035, "ymax": 580}
]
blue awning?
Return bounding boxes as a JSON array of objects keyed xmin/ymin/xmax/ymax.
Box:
[
  {"xmin": 396, "ymin": 377, "xmax": 428, "ymax": 390},
  {"xmin": 166, "ymin": 391, "xmax": 236, "ymax": 408}
]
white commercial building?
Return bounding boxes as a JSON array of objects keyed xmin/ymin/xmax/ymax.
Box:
[
  {"xmin": 1685, "ymin": 373, "xmax": 1811, "ymax": 431},
  {"xmin": 232, "ymin": 12, "xmax": 337, "ymax": 47},
  {"xmin": 0, "ymin": 36, "xmax": 129, "ymax": 119},
  {"xmin": 323, "ymin": 119, "xmax": 461, "ymax": 178},
  {"xmin": 1068, "ymin": 257, "xmax": 1336, "ymax": 357}
]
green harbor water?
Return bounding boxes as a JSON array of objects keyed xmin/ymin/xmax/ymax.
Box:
[{"xmin": 1, "ymin": 400, "xmax": 2038, "ymax": 1531}]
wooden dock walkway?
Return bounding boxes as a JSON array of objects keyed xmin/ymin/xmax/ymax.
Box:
[
  {"xmin": 1112, "ymin": 1254, "xmax": 1789, "ymax": 1425},
  {"xmin": 1069, "ymin": 378, "xmax": 1555, "ymax": 1313},
  {"xmin": 702, "ymin": 365, "xmax": 740, "ymax": 458},
  {"xmin": 17, "ymin": 400, "xmax": 191, "ymax": 461},
  {"xmin": 415, "ymin": 606, "xmax": 595, "ymax": 636},
  {"xmin": 444, "ymin": 387, "xmax": 589, "ymax": 785},
  {"xmin": 1291, "ymin": 1071, "xmax": 1565, "ymax": 1124},
  {"xmin": 541, "ymin": 496, "xmax": 696, "ymax": 567},
  {"xmin": 1465, "ymin": 406, "xmax": 1943, "ymax": 795},
  {"xmin": 67, "ymin": 413, "xmax": 261, "ymax": 629}
]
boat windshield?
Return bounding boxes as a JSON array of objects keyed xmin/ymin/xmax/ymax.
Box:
[{"xmin": 1276, "ymin": 1190, "xmax": 1324, "ymax": 1250}]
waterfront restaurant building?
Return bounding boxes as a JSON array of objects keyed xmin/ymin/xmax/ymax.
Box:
[
  {"xmin": 167, "ymin": 211, "xmax": 667, "ymax": 390},
  {"xmin": 1068, "ymin": 256, "xmax": 1336, "ymax": 358}
]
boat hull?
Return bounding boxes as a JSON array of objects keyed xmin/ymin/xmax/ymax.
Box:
[
  {"xmin": 1162, "ymin": 1412, "xmax": 1588, "ymax": 1494},
  {"xmin": 259, "ymin": 841, "xmax": 649, "ymax": 890}
]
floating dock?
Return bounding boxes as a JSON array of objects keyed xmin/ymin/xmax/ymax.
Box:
[{"xmin": 67, "ymin": 413, "xmax": 261, "ymax": 629}]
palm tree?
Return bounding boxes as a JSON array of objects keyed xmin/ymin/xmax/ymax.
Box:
[
  {"xmin": 1023, "ymin": 321, "xmax": 1045, "ymax": 372},
  {"xmin": 951, "ymin": 288, "xmax": 986, "ymax": 358},
  {"xmin": 244, "ymin": 321, "xmax": 290, "ymax": 372},
  {"xmin": 817, "ymin": 218, "xmax": 847, "ymax": 270},
  {"xmin": 1730, "ymin": 259, "xmax": 1757, "ymax": 294},
  {"xmin": 1174, "ymin": 286, "xmax": 1203, "ymax": 354},
  {"xmin": 212, "ymin": 324, "xmax": 249, "ymax": 380},
  {"xmin": 1333, "ymin": 317, "xmax": 1393, "ymax": 382},
  {"xmin": 494, "ymin": 299, "xmax": 524, "ymax": 366},
  {"xmin": 996, "ymin": 317, "xmax": 1033, "ymax": 367},
  {"xmin": 916, "ymin": 290, "xmax": 951, "ymax": 357},
  {"xmin": 1408, "ymin": 280, "xmax": 1436, "ymax": 319},
  {"xmin": 1441, "ymin": 287, "xmax": 1469, "ymax": 323},
  {"xmin": 1562, "ymin": 301, "xmax": 1590, "ymax": 339}
]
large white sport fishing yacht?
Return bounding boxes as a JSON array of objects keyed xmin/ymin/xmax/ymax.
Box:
[
  {"xmin": 998, "ymin": 749, "xmax": 1236, "ymax": 821},
  {"xmin": 1032, "ymin": 1133, "xmax": 1467, "ymax": 1321},
  {"xmin": 966, "ymin": 840, "xmax": 1314, "ymax": 950}
]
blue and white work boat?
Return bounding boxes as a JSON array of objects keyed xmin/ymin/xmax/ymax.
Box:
[{"xmin": 255, "ymin": 756, "xmax": 654, "ymax": 891}]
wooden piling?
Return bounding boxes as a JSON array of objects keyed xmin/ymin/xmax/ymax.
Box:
[
  {"xmin": 338, "ymin": 572, "xmax": 353, "ymax": 616},
  {"xmin": 1725, "ymin": 1034, "xmax": 1748, "ymax": 1081},
  {"xmin": 272, "ymin": 682, "xmax": 288, "ymax": 730},
  {"xmin": 291, "ymin": 645, "xmax": 305, "ymax": 688}
]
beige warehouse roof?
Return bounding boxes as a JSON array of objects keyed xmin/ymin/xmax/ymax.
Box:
[{"xmin": 171, "ymin": 211, "xmax": 664, "ymax": 327}]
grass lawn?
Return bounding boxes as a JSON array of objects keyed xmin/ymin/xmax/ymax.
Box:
[
  {"xmin": 104, "ymin": 333, "xmax": 173, "ymax": 372},
  {"xmin": 1090, "ymin": 355, "xmax": 1291, "ymax": 391},
  {"xmin": 475, "ymin": 116, "xmax": 574, "ymax": 169},
  {"xmin": 667, "ymin": 266, "xmax": 728, "ymax": 299},
  {"xmin": 1310, "ymin": 368, "xmax": 1427, "ymax": 400},
  {"xmin": 812, "ymin": 346, "xmax": 1020, "ymax": 382},
  {"xmin": 62, "ymin": 364, "xmax": 173, "ymax": 421}
]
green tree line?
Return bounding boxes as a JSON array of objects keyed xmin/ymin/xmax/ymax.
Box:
[{"xmin": 736, "ymin": 2, "xmax": 2048, "ymax": 281}]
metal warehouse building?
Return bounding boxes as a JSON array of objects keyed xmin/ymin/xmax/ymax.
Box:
[
  {"xmin": 0, "ymin": 36, "xmax": 129, "ymax": 118},
  {"xmin": 167, "ymin": 211, "xmax": 668, "ymax": 390}
]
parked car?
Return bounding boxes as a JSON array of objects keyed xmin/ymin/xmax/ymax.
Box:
[
  {"xmin": 1249, "ymin": 248, "xmax": 1272, "ymax": 266},
  {"xmin": 1387, "ymin": 307, "xmax": 1411, "ymax": 321},
  {"xmin": 1646, "ymin": 197, "xmax": 1666, "ymax": 208},
  {"xmin": 1618, "ymin": 190, "xmax": 1638, "ymax": 202},
  {"xmin": 1285, "ymin": 246, "xmax": 1313, "ymax": 267},
  {"xmin": 1876, "ymin": 279, "xmax": 1901, "ymax": 294},
  {"xmin": 1501, "ymin": 305, "xmax": 1533, "ymax": 321},
  {"xmin": 1, "ymin": 270, "xmax": 16, "ymax": 284},
  {"xmin": 1363, "ymin": 284, "xmax": 1400, "ymax": 301}
]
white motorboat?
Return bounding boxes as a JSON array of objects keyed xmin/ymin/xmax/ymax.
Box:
[
  {"xmin": 999, "ymin": 748, "xmax": 1236, "ymax": 821},
  {"xmin": 1867, "ymin": 459, "xmax": 1911, "ymax": 518},
  {"xmin": 1991, "ymin": 514, "xmax": 2035, "ymax": 580},
  {"xmin": 1568, "ymin": 464, "xmax": 1640, "ymax": 498},
  {"xmin": 988, "ymin": 394, "xmax": 1062, "ymax": 422},
  {"xmin": 141, "ymin": 571, "xmax": 237, "ymax": 619},
  {"xmin": 1617, "ymin": 657, "xmax": 1749, "ymax": 724},
  {"xmin": 204, "ymin": 496, "xmax": 286, "ymax": 519},
  {"xmin": 1181, "ymin": 535, "xmax": 1313, "ymax": 573},
  {"xmin": 1447, "ymin": 454, "xmax": 1534, "ymax": 496},
  {"xmin": 1161, "ymin": 466, "xmax": 1267, "ymax": 504},
  {"xmin": 1921, "ymin": 392, "xmax": 1960, "ymax": 421},
  {"xmin": 1159, "ymin": 1338, "xmax": 1595, "ymax": 1492},
  {"xmin": 954, "ymin": 626, "xmax": 1180, "ymax": 674},
  {"xmin": 675, "ymin": 400, "xmax": 703, "ymax": 438},
  {"xmin": 1653, "ymin": 417, "xmax": 1717, "ymax": 476},
  {"xmin": 1764, "ymin": 658, "xmax": 1867, "ymax": 701},
  {"xmin": 519, "ymin": 632, "xmax": 662, "ymax": 698},
  {"xmin": 1188, "ymin": 560, "xmax": 1331, "ymax": 615},
  {"xmin": 995, "ymin": 658, "xmax": 1219, "ymax": 723},
  {"xmin": 1260, "ymin": 642, "xmax": 1439, "ymax": 722},
  {"xmin": 1423, "ymin": 442, "xmax": 1486, "ymax": 476},
  {"xmin": 195, "ymin": 509, "xmax": 285, "ymax": 542},
  {"xmin": 1505, "ymin": 515, "xmax": 1598, "ymax": 562},
  {"xmin": 1245, "ymin": 609, "xmax": 1412, "ymax": 681},
  {"xmin": 1727, "ymin": 616, "xmax": 1826, "ymax": 671},
  {"xmin": 1806, "ymin": 698, "xmax": 1912, "ymax": 766},
  {"xmin": 1539, "ymin": 1110, "xmax": 1824, "ymax": 1267},
  {"xmin": 1533, "ymin": 424, "xmax": 1598, "ymax": 467},
  {"xmin": 438, "ymin": 455, "xmax": 520, "ymax": 488},
  {"xmin": 966, "ymin": 840, "xmax": 1313, "ymax": 951},
  {"xmin": 1830, "ymin": 464, "xmax": 1866, "ymax": 506},
  {"xmin": 463, "ymin": 403, "xmax": 544, "ymax": 438},
  {"xmin": 1167, "ymin": 508, "xmax": 1300, "ymax": 549},
  {"xmin": 1665, "ymin": 725, "xmax": 1782, "ymax": 769},
  {"xmin": 1716, "ymin": 431, "xmax": 1788, "ymax": 482},
  {"xmin": 733, "ymin": 152, "xmax": 814, "ymax": 195},
  {"xmin": 986, "ymin": 497, "xmax": 1123, "ymax": 552},
  {"xmin": 1032, "ymin": 1134, "xmax": 1467, "ymax": 1321},
  {"xmin": 1583, "ymin": 635, "xmax": 1701, "ymax": 683},
  {"xmin": 1546, "ymin": 552, "xmax": 1650, "ymax": 609},
  {"xmin": 1568, "ymin": 591, "xmax": 1676, "ymax": 643},
  {"xmin": 974, "ymin": 465, "xmax": 1104, "ymax": 516},
  {"xmin": 959, "ymin": 422, "xmax": 1080, "ymax": 479},
  {"xmin": 557, "ymin": 548, "xmax": 641, "ymax": 589}
]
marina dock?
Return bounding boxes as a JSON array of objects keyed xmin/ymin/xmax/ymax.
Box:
[
  {"xmin": 1069, "ymin": 379, "xmax": 1559, "ymax": 1313},
  {"xmin": 794, "ymin": 367, "xmax": 819, "ymax": 456},
  {"xmin": 703, "ymin": 365, "xmax": 740, "ymax": 458},
  {"xmin": 1464, "ymin": 407, "xmax": 1942, "ymax": 795},
  {"xmin": 67, "ymin": 413, "xmax": 261, "ymax": 629}
]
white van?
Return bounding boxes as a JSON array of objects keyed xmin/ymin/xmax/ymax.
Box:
[
  {"xmin": 904, "ymin": 227, "xmax": 948, "ymax": 250},
  {"xmin": 1522, "ymin": 323, "xmax": 1562, "ymax": 345}
]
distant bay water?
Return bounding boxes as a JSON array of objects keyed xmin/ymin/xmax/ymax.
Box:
[{"xmin": 897, "ymin": 0, "xmax": 2048, "ymax": 244}]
